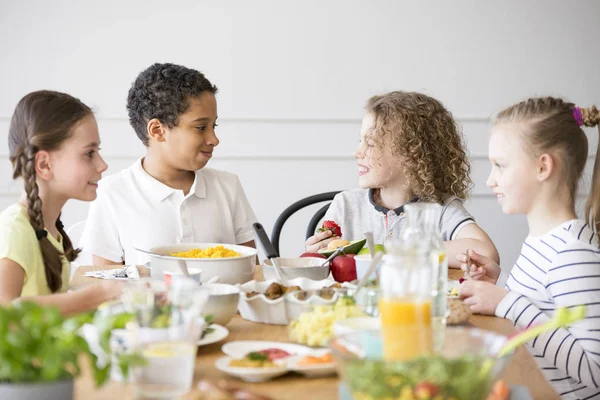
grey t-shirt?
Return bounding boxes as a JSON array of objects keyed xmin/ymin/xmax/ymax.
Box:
[{"xmin": 322, "ymin": 189, "xmax": 475, "ymax": 244}]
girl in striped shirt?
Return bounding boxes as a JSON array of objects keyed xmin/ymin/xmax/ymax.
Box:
[{"xmin": 459, "ymin": 97, "xmax": 600, "ymax": 399}]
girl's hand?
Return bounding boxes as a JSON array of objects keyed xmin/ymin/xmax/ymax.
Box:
[
  {"xmin": 456, "ymin": 249, "xmax": 501, "ymax": 283},
  {"xmin": 305, "ymin": 230, "xmax": 334, "ymax": 253},
  {"xmin": 459, "ymin": 280, "xmax": 508, "ymax": 315},
  {"xmin": 98, "ymin": 280, "xmax": 123, "ymax": 302}
]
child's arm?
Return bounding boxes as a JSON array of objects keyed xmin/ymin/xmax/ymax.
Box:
[
  {"xmin": 496, "ymin": 244, "xmax": 600, "ymax": 391},
  {"xmin": 92, "ymin": 255, "xmax": 124, "ymax": 265},
  {"xmin": 445, "ymin": 223, "xmax": 500, "ymax": 268},
  {"xmin": 0, "ymin": 258, "xmax": 121, "ymax": 316}
]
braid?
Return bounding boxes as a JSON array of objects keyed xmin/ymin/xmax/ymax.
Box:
[
  {"xmin": 581, "ymin": 106, "xmax": 600, "ymax": 128},
  {"xmin": 22, "ymin": 147, "xmax": 43, "ymax": 230},
  {"xmin": 21, "ymin": 145, "xmax": 65, "ymax": 292},
  {"xmin": 57, "ymin": 215, "xmax": 81, "ymax": 262}
]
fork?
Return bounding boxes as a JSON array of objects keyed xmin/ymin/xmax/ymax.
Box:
[
  {"xmin": 113, "ymin": 265, "xmax": 129, "ymax": 278},
  {"xmin": 464, "ymin": 249, "xmax": 471, "ymax": 280}
]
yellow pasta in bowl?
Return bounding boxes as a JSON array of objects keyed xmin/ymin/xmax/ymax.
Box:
[{"xmin": 170, "ymin": 245, "xmax": 241, "ymax": 259}]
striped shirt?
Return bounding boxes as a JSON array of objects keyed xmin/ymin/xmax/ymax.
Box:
[{"xmin": 496, "ymin": 219, "xmax": 600, "ymax": 399}]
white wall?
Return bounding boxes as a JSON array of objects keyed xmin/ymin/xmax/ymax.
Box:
[{"xmin": 1, "ymin": 0, "xmax": 599, "ymax": 280}]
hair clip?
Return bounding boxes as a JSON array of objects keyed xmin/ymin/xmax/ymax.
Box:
[
  {"xmin": 573, "ymin": 107, "xmax": 584, "ymax": 127},
  {"xmin": 56, "ymin": 220, "xmax": 64, "ymax": 230},
  {"xmin": 36, "ymin": 230, "xmax": 48, "ymax": 240}
]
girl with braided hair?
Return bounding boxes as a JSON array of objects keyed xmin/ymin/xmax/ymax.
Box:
[
  {"xmin": 458, "ymin": 97, "xmax": 600, "ymax": 399},
  {"xmin": 0, "ymin": 90, "xmax": 121, "ymax": 315}
]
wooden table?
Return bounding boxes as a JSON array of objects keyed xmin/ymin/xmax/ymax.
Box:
[{"xmin": 71, "ymin": 266, "xmax": 559, "ymax": 400}]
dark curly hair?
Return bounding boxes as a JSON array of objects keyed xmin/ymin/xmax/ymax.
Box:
[
  {"xmin": 365, "ymin": 91, "xmax": 472, "ymax": 203},
  {"xmin": 127, "ymin": 63, "xmax": 218, "ymax": 146}
]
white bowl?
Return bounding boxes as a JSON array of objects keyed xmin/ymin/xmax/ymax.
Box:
[
  {"xmin": 146, "ymin": 243, "xmax": 258, "ymax": 285},
  {"xmin": 263, "ymin": 257, "xmax": 330, "ymax": 281},
  {"xmin": 202, "ymin": 283, "xmax": 240, "ymax": 326},
  {"xmin": 237, "ymin": 277, "xmax": 338, "ymax": 325},
  {"xmin": 353, "ymin": 254, "xmax": 383, "ymax": 281},
  {"xmin": 333, "ymin": 316, "xmax": 380, "ymax": 337}
]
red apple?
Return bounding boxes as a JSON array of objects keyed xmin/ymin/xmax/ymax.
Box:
[
  {"xmin": 331, "ymin": 254, "xmax": 357, "ymax": 283},
  {"xmin": 299, "ymin": 252, "xmax": 326, "ymax": 259}
]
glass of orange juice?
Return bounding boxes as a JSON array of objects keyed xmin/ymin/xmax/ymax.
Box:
[{"xmin": 378, "ymin": 241, "xmax": 434, "ymax": 361}]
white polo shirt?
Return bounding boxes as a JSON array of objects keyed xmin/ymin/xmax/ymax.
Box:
[{"xmin": 80, "ymin": 158, "xmax": 257, "ymax": 265}]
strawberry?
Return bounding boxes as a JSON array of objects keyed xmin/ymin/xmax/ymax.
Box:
[{"xmin": 318, "ymin": 220, "xmax": 342, "ymax": 237}]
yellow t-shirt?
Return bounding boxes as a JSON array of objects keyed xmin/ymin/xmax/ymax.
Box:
[{"xmin": 0, "ymin": 204, "xmax": 71, "ymax": 296}]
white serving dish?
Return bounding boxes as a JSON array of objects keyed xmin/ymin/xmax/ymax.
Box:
[
  {"xmin": 263, "ymin": 257, "xmax": 330, "ymax": 281},
  {"xmin": 237, "ymin": 277, "xmax": 338, "ymax": 325},
  {"xmin": 145, "ymin": 243, "xmax": 258, "ymax": 285}
]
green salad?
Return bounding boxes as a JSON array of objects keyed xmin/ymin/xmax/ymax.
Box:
[{"xmin": 345, "ymin": 354, "xmax": 495, "ymax": 400}]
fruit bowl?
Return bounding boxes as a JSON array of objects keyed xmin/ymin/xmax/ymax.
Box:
[{"xmin": 329, "ymin": 327, "xmax": 513, "ymax": 400}]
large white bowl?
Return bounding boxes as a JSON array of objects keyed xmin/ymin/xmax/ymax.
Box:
[
  {"xmin": 263, "ymin": 257, "xmax": 330, "ymax": 281},
  {"xmin": 202, "ymin": 283, "xmax": 240, "ymax": 326},
  {"xmin": 146, "ymin": 243, "xmax": 258, "ymax": 285}
]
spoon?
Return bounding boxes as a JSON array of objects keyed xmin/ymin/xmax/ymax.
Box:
[
  {"xmin": 364, "ymin": 231, "xmax": 379, "ymax": 281},
  {"xmin": 252, "ymin": 222, "xmax": 286, "ymax": 280},
  {"xmin": 319, "ymin": 247, "xmax": 345, "ymax": 267},
  {"xmin": 365, "ymin": 232, "xmax": 375, "ymax": 256},
  {"xmin": 352, "ymin": 252, "xmax": 384, "ymax": 297},
  {"xmin": 134, "ymin": 246, "xmax": 191, "ymax": 277}
]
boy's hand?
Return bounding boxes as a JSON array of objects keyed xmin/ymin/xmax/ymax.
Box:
[
  {"xmin": 456, "ymin": 249, "xmax": 501, "ymax": 284},
  {"xmin": 305, "ymin": 230, "xmax": 334, "ymax": 253},
  {"xmin": 459, "ymin": 280, "xmax": 508, "ymax": 315}
]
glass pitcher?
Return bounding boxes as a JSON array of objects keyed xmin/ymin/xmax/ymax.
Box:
[
  {"xmin": 120, "ymin": 278, "xmax": 209, "ymax": 399},
  {"xmin": 379, "ymin": 235, "xmax": 433, "ymax": 361}
]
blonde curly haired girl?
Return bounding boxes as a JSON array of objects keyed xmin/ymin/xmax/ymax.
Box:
[{"xmin": 306, "ymin": 91, "xmax": 499, "ymax": 269}]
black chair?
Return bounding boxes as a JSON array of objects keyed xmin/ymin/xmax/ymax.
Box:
[{"xmin": 270, "ymin": 191, "xmax": 342, "ymax": 256}]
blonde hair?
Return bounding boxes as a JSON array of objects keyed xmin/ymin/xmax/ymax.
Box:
[
  {"xmin": 494, "ymin": 97, "xmax": 600, "ymax": 234},
  {"xmin": 8, "ymin": 91, "xmax": 88, "ymax": 292},
  {"xmin": 365, "ymin": 91, "xmax": 472, "ymax": 203}
]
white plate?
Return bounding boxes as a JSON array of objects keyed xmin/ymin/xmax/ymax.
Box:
[
  {"xmin": 215, "ymin": 356, "xmax": 289, "ymax": 382},
  {"xmin": 447, "ymin": 279, "xmax": 460, "ymax": 298},
  {"xmin": 198, "ymin": 324, "xmax": 229, "ymax": 346},
  {"xmin": 221, "ymin": 341, "xmax": 314, "ymax": 359},
  {"xmin": 284, "ymin": 353, "xmax": 337, "ymax": 378},
  {"xmin": 221, "ymin": 341, "xmax": 337, "ymax": 379}
]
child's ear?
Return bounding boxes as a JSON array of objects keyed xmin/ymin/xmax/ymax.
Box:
[
  {"xmin": 147, "ymin": 118, "xmax": 167, "ymax": 143},
  {"xmin": 34, "ymin": 150, "xmax": 53, "ymax": 181},
  {"xmin": 536, "ymin": 153, "xmax": 554, "ymax": 182}
]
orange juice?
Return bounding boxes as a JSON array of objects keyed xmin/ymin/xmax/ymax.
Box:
[{"xmin": 378, "ymin": 297, "xmax": 432, "ymax": 360}]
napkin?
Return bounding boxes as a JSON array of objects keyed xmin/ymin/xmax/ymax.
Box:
[{"xmin": 83, "ymin": 265, "xmax": 140, "ymax": 280}]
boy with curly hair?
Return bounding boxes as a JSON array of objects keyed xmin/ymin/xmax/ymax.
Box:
[
  {"xmin": 306, "ymin": 91, "xmax": 499, "ymax": 268},
  {"xmin": 81, "ymin": 63, "xmax": 256, "ymax": 266}
]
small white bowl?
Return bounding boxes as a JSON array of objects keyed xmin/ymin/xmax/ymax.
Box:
[
  {"xmin": 353, "ymin": 254, "xmax": 383, "ymax": 281},
  {"xmin": 202, "ymin": 283, "xmax": 240, "ymax": 326},
  {"xmin": 263, "ymin": 257, "xmax": 330, "ymax": 281},
  {"xmin": 333, "ymin": 316, "xmax": 380, "ymax": 337}
]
